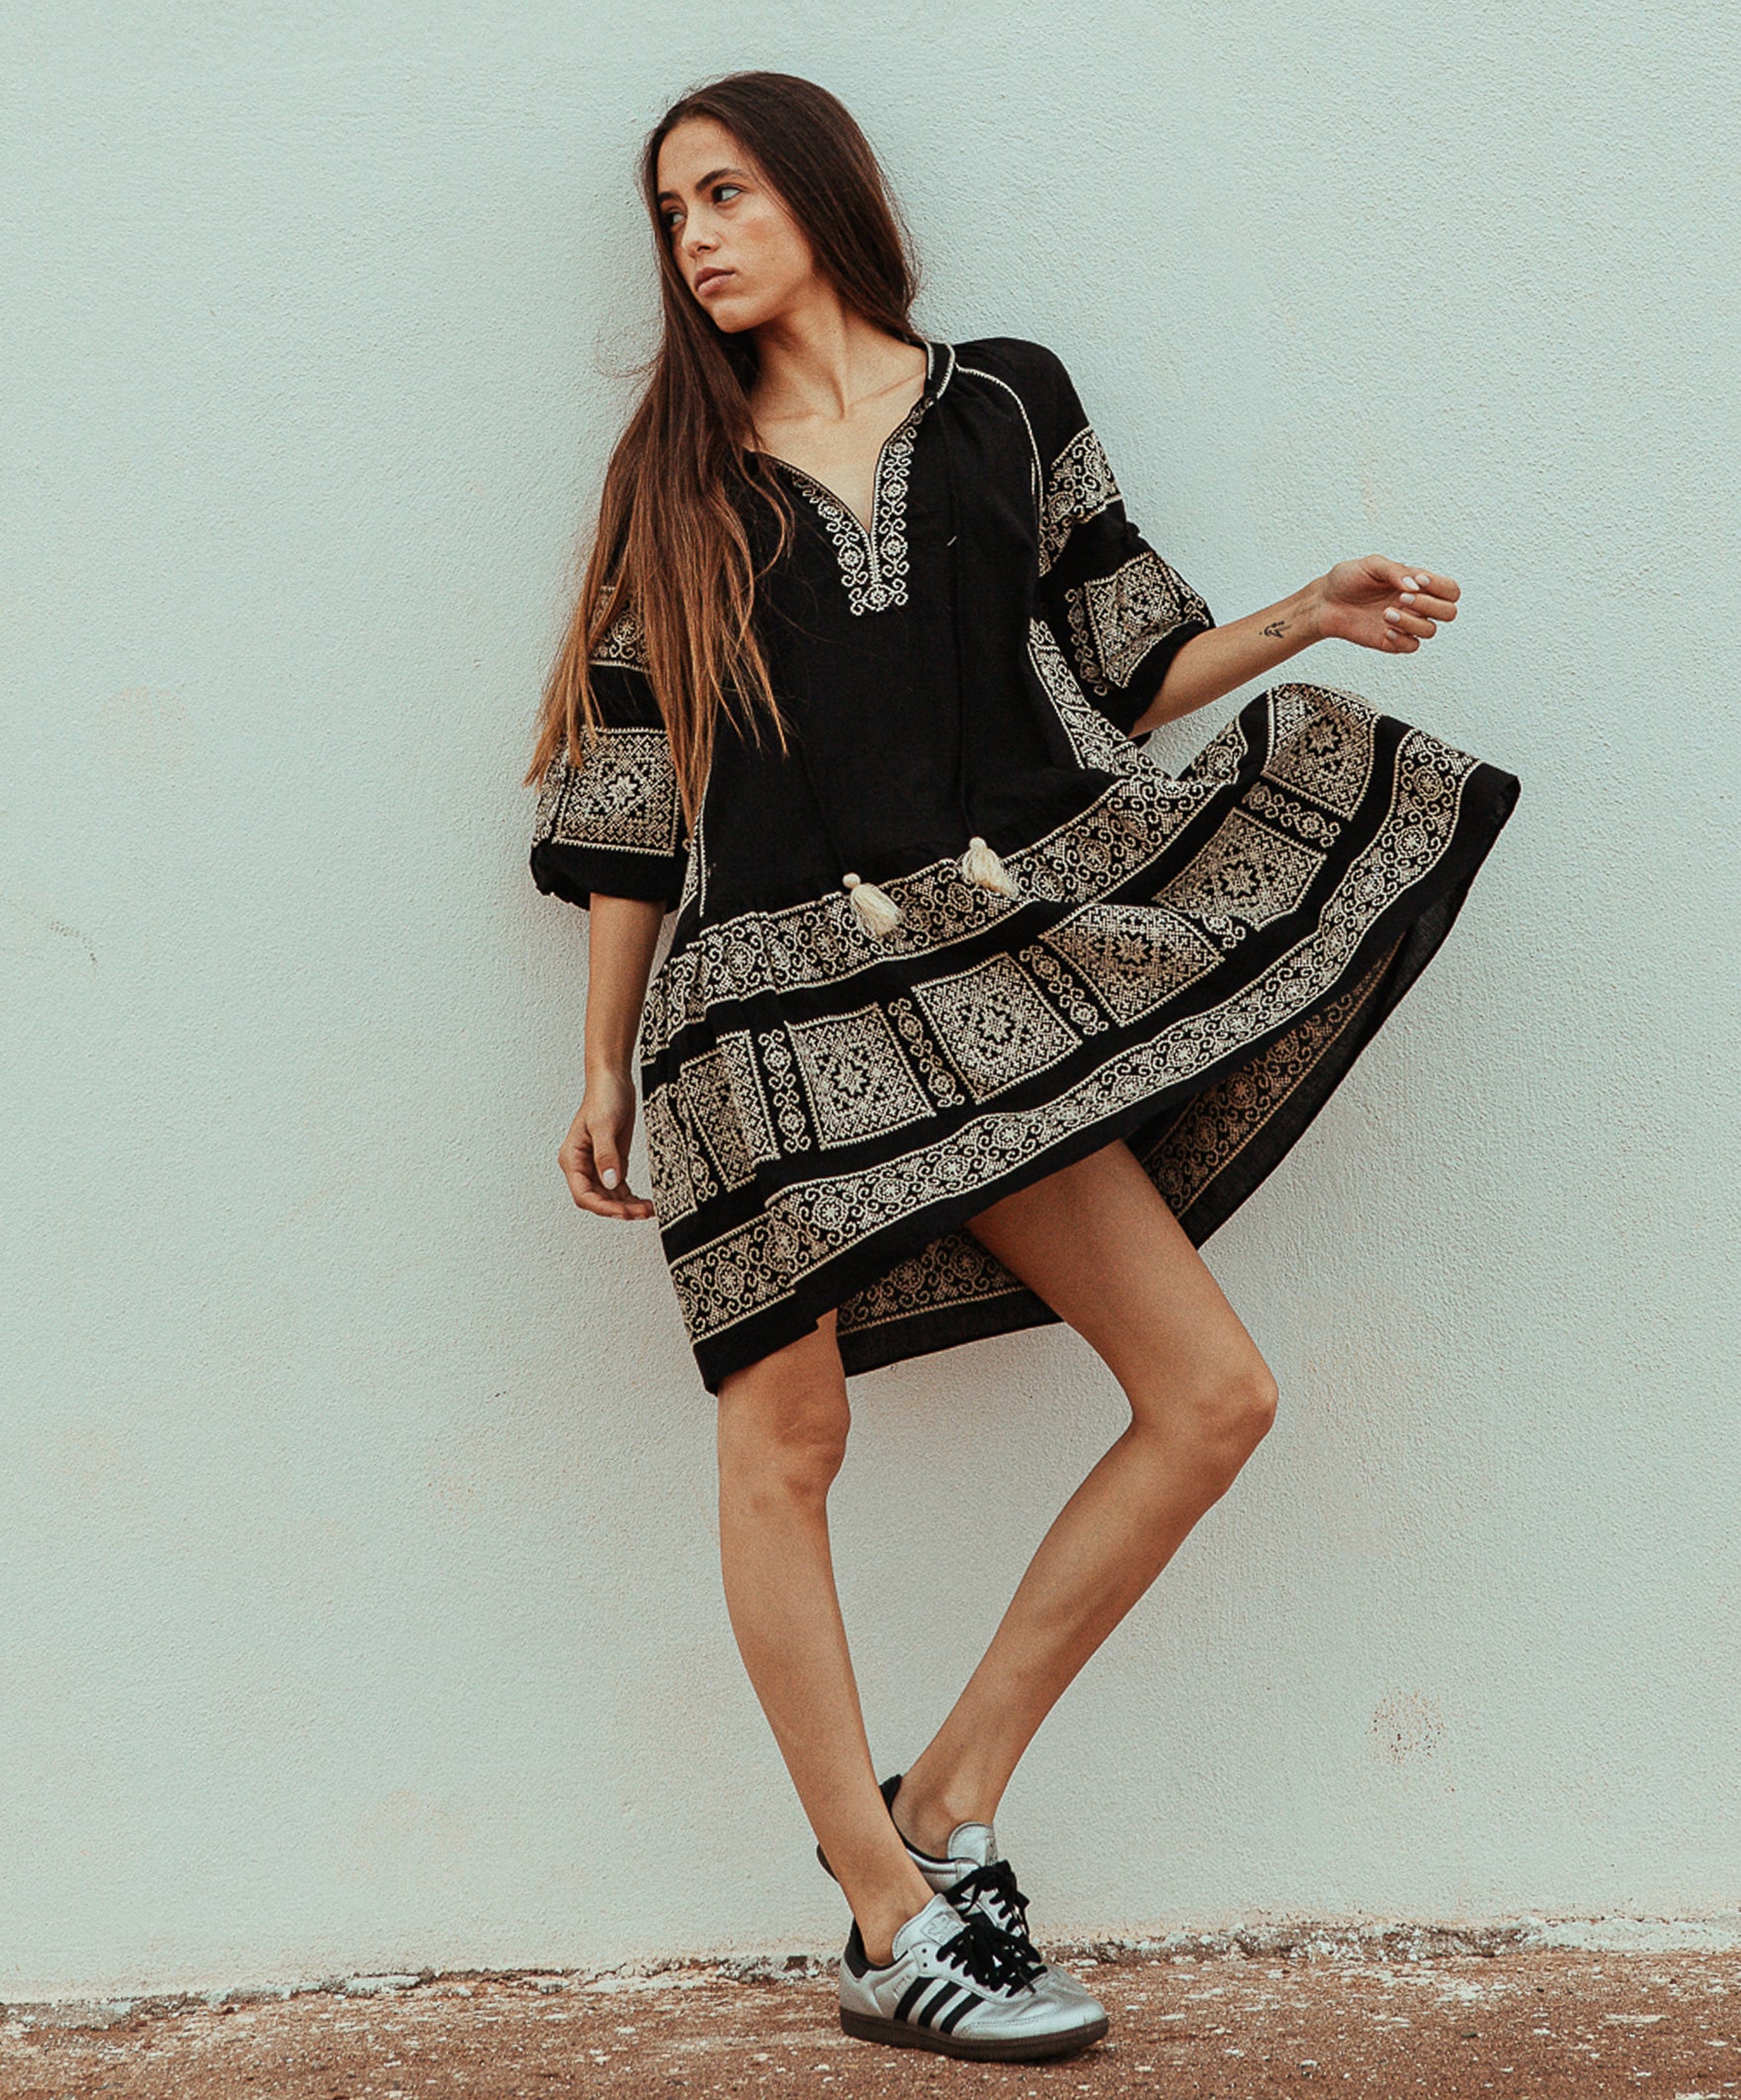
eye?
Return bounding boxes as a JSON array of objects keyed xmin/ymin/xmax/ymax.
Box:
[{"xmin": 713, "ymin": 183, "xmax": 743, "ymax": 204}]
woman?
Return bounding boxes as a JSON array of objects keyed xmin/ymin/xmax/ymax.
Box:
[{"xmin": 526, "ymin": 70, "xmax": 1520, "ymax": 2063}]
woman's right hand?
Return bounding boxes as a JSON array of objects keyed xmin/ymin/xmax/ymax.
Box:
[{"xmin": 557, "ymin": 1071, "xmax": 658, "ymax": 1220}]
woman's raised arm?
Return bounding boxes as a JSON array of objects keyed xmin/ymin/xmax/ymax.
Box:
[{"xmin": 1132, "ymin": 557, "xmax": 1461, "ymax": 735}]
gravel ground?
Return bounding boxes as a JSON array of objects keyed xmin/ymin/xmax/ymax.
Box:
[{"xmin": 6, "ymin": 1937, "xmax": 1739, "ymax": 2098}]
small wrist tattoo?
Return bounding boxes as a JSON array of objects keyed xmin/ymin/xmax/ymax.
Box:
[{"xmin": 1263, "ymin": 618, "xmax": 1288, "ymax": 638}]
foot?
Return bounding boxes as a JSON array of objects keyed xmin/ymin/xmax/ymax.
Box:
[
  {"xmin": 819, "ymin": 1772, "xmax": 1103, "ymax": 2009},
  {"xmin": 838, "ymin": 1890, "xmax": 1107, "ymax": 2061}
]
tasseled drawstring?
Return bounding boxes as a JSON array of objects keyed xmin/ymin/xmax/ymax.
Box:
[
  {"xmin": 788, "ymin": 338, "xmax": 1022, "ymax": 943},
  {"xmin": 842, "ymin": 870, "xmax": 902, "ymax": 937},
  {"xmin": 940, "ymin": 403, "xmax": 1024, "ymax": 908},
  {"xmin": 959, "ymin": 834, "xmax": 1020, "ymax": 895}
]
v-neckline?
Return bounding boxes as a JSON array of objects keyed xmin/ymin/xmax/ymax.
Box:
[
  {"xmin": 751, "ymin": 340, "xmax": 953, "ymax": 617},
  {"xmin": 771, "ymin": 411, "xmax": 911, "ymax": 541}
]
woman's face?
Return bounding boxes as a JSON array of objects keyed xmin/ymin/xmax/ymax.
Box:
[{"xmin": 654, "ymin": 117, "xmax": 818, "ymax": 333}]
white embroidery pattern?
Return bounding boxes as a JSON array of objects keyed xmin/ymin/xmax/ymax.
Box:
[
  {"xmin": 590, "ymin": 603, "xmax": 650, "ymax": 670},
  {"xmin": 834, "ymin": 931, "xmax": 1404, "ymax": 1344},
  {"xmin": 1261, "ymin": 684, "xmax": 1376, "ymax": 818},
  {"xmin": 720, "ymin": 1028, "xmax": 782, "ymax": 1165},
  {"xmin": 773, "ymin": 405, "xmax": 924, "ymax": 616},
  {"xmin": 643, "ymin": 1080, "xmax": 699, "ymax": 1225},
  {"xmin": 1133, "ymin": 935, "xmax": 1399, "ymax": 1220},
  {"xmin": 757, "ymin": 1027, "xmax": 813, "ymax": 1154},
  {"xmin": 667, "ymin": 724, "xmax": 1475, "ymax": 1346},
  {"xmin": 681, "ymin": 1057, "xmax": 753, "ymax": 1192},
  {"xmin": 788, "ymin": 1005, "xmax": 936, "ymax": 1148},
  {"xmin": 835, "ymin": 1225, "xmax": 1033, "ymax": 1341},
  {"xmin": 1038, "ymin": 425, "xmax": 1119, "ymax": 574},
  {"xmin": 647, "ymin": 1030, "xmax": 782, "ymax": 1223},
  {"xmin": 1038, "ymin": 903, "xmax": 1223, "ymax": 1026},
  {"xmin": 913, "ymin": 953, "xmax": 1083, "ymax": 1103},
  {"xmin": 1028, "ymin": 619, "xmax": 1147, "ymax": 774},
  {"xmin": 534, "ymin": 726, "xmax": 683, "ymax": 858},
  {"xmin": 657, "ymin": 1068, "xmax": 719, "ymax": 1217},
  {"xmin": 1064, "ymin": 549, "xmax": 1211, "ymax": 696},
  {"xmin": 889, "ymin": 996, "xmax": 964, "ymax": 1104},
  {"xmin": 682, "ymin": 1037, "xmax": 779, "ymax": 1191},
  {"xmin": 1245, "ymin": 780, "xmax": 1342, "ymax": 846},
  {"xmin": 1019, "ymin": 940, "xmax": 1113, "ymax": 1035},
  {"xmin": 639, "ymin": 708, "xmax": 1250, "ymax": 1059},
  {"xmin": 1158, "ymin": 807, "xmax": 1325, "ymax": 942}
]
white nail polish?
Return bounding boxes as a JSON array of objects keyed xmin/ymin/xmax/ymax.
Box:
[
  {"xmin": 1384, "ymin": 607, "xmax": 1400, "ymax": 623},
  {"xmin": 602, "ymin": 1167, "xmax": 619, "ymax": 1188},
  {"xmin": 1401, "ymin": 591, "xmax": 1415, "ymax": 603}
]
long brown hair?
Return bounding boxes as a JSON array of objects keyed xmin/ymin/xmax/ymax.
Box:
[{"xmin": 524, "ymin": 72, "xmax": 923, "ymax": 827}]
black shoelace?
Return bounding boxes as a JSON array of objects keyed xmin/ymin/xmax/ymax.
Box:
[
  {"xmin": 935, "ymin": 1905, "xmax": 1047, "ymax": 1994},
  {"xmin": 948, "ymin": 1857, "xmax": 1036, "ymax": 1951}
]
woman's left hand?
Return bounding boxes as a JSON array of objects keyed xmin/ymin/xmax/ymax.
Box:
[{"xmin": 1315, "ymin": 555, "xmax": 1460, "ymax": 654}]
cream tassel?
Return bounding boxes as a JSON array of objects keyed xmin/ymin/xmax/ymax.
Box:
[
  {"xmin": 959, "ymin": 834, "xmax": 1021, "ymax": 898},
  {"xmin": 842, "ymin": 871, "xmax": 903, "ymax": 938}
]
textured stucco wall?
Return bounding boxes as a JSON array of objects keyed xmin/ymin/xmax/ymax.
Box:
[{"xmin": 3, "ymin": 0, "xmax": 1736, "ymax": 2000}]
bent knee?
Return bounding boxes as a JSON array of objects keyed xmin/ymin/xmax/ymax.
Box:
[
  {"xmin": 1146, "ymin": 1355, "xmax": 1279, "ymax": 1466},
  {"xmin": 716, "ymin": 1358, "xmax": 851, "ymax": 1500},
  {"xmin": 1199, "ymin": 1358, "xmax": 1279, "ymax": 1456}
]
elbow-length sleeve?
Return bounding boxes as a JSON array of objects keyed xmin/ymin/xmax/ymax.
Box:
[
  {"xmin": 1030, "ymin": 347, "xmax": 1215, "ymax": 739},
  {"xmin": 529, "ymin": 608, "xmax": 690, "ymax": 914}
]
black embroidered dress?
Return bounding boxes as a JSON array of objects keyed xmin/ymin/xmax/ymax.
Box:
[{"xmin": 531, "ymin": 337, "xmax": 1521, "ymax": 1394}]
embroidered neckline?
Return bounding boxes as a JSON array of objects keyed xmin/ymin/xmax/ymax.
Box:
[{"xmin": 758, "ymin": 339, "xmax": 954, "ymax": 617}]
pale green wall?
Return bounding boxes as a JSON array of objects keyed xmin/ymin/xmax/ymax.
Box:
[{"xmin": 3, "ymin": 0, "xmax": 1736, "ymax": 1998}]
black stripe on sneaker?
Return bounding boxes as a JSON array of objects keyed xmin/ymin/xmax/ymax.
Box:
[
  {"xmin": 879, "ymin": 1772, "xmax": 955, "ymax": 1870},
  {"xmin": 909, "ymin": 1843, "xmax": 958, "ymax": 1870},
  {"xmin": 893, "ymin": 1977, "xmax": 933, "ymax": 2022},
  {"xmin": 937, "ymin": 1987, "xmax": 982, "ymax": 2034},
  {"xmin": 916, "ymin": 1979, "xmax": 960, "ymax": 2027}
]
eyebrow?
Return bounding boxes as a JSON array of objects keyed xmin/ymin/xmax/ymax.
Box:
[{"xmin": 655, "ymin": 165, "xmax": 752, "ymax": 204}]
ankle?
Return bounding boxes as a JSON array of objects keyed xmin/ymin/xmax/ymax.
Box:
[
  {"xmin": 890, "ymin": 1768, "xmax": 998, "ymax": 1859},
  {"xmin": 856, "ymin": 1875, "xmax": 939, "ymax": 1970}
]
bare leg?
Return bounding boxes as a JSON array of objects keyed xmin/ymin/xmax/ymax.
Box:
[
  {"xmin": 714, "ymin": 1308, "xmax": 935, "ymax": 1966},
  {"xmin": 888, "ymin": 1135, "xmax": 1279, "ymax": 1859}
]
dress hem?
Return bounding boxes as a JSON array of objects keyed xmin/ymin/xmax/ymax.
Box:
[{"xmin": 690, "ymin": 756, "xmax": 1520, "ymax": 1394}]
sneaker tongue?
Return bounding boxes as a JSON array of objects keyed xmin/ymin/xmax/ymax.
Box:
[
  {"xmin": 943, "ymin": 1820, "xmax": 1000, "ymax": 1869},
  {"xmin": 891, "ymin": 1891, "xmax": 961, "ymax": 1960}
]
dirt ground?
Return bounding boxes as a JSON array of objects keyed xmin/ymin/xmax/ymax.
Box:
[{"xmin": 6, "ymin": 1934, "xmax": 1738, "ymax": 2099}]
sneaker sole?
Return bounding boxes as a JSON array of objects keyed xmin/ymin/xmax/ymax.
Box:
[{"xmin": 838, "ymin": 2004, "xmax": 1108, "ymax": 2061}]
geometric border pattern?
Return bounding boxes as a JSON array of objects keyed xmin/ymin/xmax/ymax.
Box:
[
  {"xmin": 1261, "ymin": 683, "xmax": 1377, "ymax": 819},
  {"xmin": 1037, "ymin": 900, "xmax": 1223, "ymax": 1026},
  {"xmin": 667, "ymin": 723, "xmax": 1476, "ymax": 1346},
  {"xmin": 1037, "ymin": 424, "xmax": 1120, "ymax": 574},
  {"xmin": 638, "ymin": 708, "xmax": 1252, "ymax": 1060},
  {"xmin": 1064, "ymin": 548, "xmax": 1213, "ymax": 697},
  {"xmin": 534, "ymin": 725, "xmax": 683, "ymax": 858},
  {"xmin": 912, "ymin": 952, "xmax": 1083, "ymax": 1104},
  {"xmin": 788, "ymin": 1005, "xmax": 937, "ymax": 1148}
]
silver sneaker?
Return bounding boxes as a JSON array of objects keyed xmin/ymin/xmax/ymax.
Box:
[
  {"xmin": 817, "ymin": 1771, "xmax": 1103, "ymax": 2012},
  {"xmin": 838, "ymin": 1890, "xmax": 1107, "ymax": 2060}
]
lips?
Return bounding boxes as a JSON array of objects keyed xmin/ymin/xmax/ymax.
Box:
[{"xmin": 694, "ymin": 267, "xmax": 734, "ymax": 294}]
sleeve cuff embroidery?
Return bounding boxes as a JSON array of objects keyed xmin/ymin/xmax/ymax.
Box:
[
  {"xmin": 533, "ymin": 725, "xmax": 684, "ymax": 859},
  {"xmin": 1064, "ymin": 547, "xmax": 1213, "ymax": 698}
]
